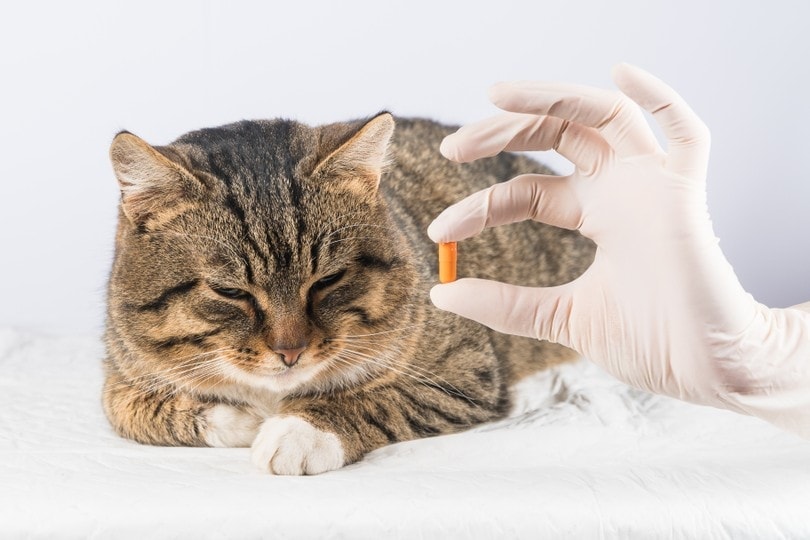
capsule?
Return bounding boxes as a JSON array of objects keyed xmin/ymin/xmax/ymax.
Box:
[{"xmin": 438, "ymin": 242, "xmax": 457, "ymax": 283}]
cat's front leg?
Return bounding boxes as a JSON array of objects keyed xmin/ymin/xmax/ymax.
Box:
[
  {"xmin": 103, "ymin": 368, "xmax": 261, "ymax": 447},
  {"xmin": 203, "ymin": 403, "xmax": 263, "ymax": 447},
  {"xmin": 250, "ymin": 416, "xmax": 345, "ymax": 475},
  {"xmin": 251, "ymin": 379, "xmax": 501, "ymax": 475}
]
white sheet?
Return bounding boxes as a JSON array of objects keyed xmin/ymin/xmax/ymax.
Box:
[{"xmin": 1, "ymin": 327, "xmax": 809, "ymax": 539}]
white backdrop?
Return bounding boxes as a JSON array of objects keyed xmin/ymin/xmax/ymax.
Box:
[{"xmin": 1, "ymin": 1, "xmax": 808, "ymax": 336}]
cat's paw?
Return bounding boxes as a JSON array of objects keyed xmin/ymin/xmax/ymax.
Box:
[
  {"xmin": 250, "ymin": 415, "xmax": 345, "ymax": 475},
  {"xmin": 204, "ymin": 404, "xmax": 262, "ymax": 448}
]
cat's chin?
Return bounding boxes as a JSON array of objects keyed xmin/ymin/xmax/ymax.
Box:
[
  {"xmin": 263, "ymin": 366, "xmax": 324, "ymax": 393},
  {"xmin": 221, "ymin": 355, "xmax": 379, "ymax": 396},
  {"xmin": 219, "ymin": 359, "xmax": 326, "ymax": 394}
]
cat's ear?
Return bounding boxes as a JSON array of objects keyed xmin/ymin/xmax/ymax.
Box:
[
  {"xmin": 312, "ymin": 112, "xmax": 394, "ymax": 194},
  {"xmin": 109, "ymin": 131, "xmax": 200, "ymax": 225}
]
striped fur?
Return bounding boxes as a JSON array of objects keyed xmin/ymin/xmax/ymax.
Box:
[{"xmin": 103, "ymin": 113, "xmax": 595, "ymax": 472}]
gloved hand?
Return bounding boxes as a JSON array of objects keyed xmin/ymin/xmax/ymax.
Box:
[{"xmin": 429, "ymin": 64, "xmax": 810, "ymax": 438}]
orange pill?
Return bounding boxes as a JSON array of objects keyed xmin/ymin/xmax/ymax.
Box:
[{"xmin": 438, "ymin": 242, "xmax": 457, "ymax": 283}]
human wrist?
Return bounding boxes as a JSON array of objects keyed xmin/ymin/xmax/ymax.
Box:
[{"xmin": 713, "ymin": 304, "xmax": 810, "ymax": 438}]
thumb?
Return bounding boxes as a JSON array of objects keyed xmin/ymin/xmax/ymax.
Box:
[{"xmin": 430, "ymin": 278, "xmax": 573, "ymax": 346}]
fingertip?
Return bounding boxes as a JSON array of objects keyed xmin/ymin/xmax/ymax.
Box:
[
  {"xmin": 610, "ymin": 63, "xmax": 670, "ymax": 112},
  {"xmin": 487, "ymin": 81, "xmax": 507, "ymax": 103},
  {"xmin": 487, "ymin": 81, "xmax": 517, "ymax": 110},
  {"xmin": 429, "ymin": 284, "xmax": 443, "ymax": 307},
  {"xmin": 611, "ymin": 62, "xmax": 645, "ymax": 91},
  {"xmin": 426, "ymin": 219, "xmax": 443, "ymax": 243},
  {"xmin": 429, "ymin": 282, "xmax": 457, "ymax": 311},
  {"xmin": 610, "ymin": 61, "xmax": 636, "ymax": 79},
  {"xmin": 430, "ymin": 278, "xmax": 476, "ymax": 311},
  {"xmin": 428, "ymin": 207, "xmax": 465, "ymax": 243},
  {"xmin": 439, "ymin": 135, "xmax": 461, "ymax": 162}
]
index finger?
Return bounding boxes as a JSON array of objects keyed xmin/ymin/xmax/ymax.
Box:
[
  {"xmin": 439, "ymin": 113, "xmax": 565, "ymax": 162},
  {"xmin": 440, "ymin": 112, "xmax": 610, "ymax": 175},
  {"xmin": 488, "ymin": 80, "xmax": 661, "ymax": 159}
]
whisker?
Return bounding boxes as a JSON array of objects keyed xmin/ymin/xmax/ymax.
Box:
[
  {"xmin": 106, "ymin": 347, "xmax": 235, "ymax": 399},
  {"xmin": 335, "ymin": 345, "xmax": 481, "ymax": 408},
  {"xmin": 335, "ymin": 323, "xmax": 426, "ymax": 339}
]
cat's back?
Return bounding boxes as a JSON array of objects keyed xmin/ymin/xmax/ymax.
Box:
[
  {"xmin": 384, "ymin": 117, "xmax": 593, "ymax": 289},
  {"xmin": 383, "ymin": 117, "xmax": 595, "ymax": 380},
  {"xmin": 384, "ymin": 117, "xmax": 540, "ymax": 234}
]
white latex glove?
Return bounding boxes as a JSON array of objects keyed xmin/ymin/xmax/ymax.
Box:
[{"xmin": 429, "ymin": 64, "xmax": 810, "ymax": 438}]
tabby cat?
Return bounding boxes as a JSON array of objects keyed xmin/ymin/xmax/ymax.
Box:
[{"xmin": 103, "ymin": 113, "xmax": 595, "ymax": 475}]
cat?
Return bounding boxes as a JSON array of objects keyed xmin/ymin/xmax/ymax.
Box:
[{"xmin": 103, "ymin": 112, "xmax": 595, "ymax": 475}]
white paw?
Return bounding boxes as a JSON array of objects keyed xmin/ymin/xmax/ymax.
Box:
[
  {"xmin": 204, "ymin": 404, "xmax": 262, "ymax": 448},
  {"xmin": 251, "ymin": 416, "xmax": 345, "ymax": 475}
]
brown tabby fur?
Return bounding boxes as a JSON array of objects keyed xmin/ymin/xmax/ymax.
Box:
[{"xmin": 103, "ymin": 113, "xmax": 595, "ymax": 470}]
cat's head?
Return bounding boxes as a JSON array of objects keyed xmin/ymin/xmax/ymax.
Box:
[{"xmin": 107, "ymin": 113, "xmax": 420, "ymax": 395}]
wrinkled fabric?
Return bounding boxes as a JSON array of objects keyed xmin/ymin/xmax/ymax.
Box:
[{"xmin": 1, "ymin": 328, "xmax": 809, "ymax": 539}]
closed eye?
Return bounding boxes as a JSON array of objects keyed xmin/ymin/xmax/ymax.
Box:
[
  {"xmin": 210, "ymin": 285, "xmax": 252, "ymax": 301},
  {"xmin": 312, "ymin": 270, "xmax": 346, "ymax": 291}
]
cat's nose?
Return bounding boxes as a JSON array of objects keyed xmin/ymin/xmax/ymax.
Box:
[{"xmin": 271, "ymin": 343, "xmax": 308, "ymax": 367}]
